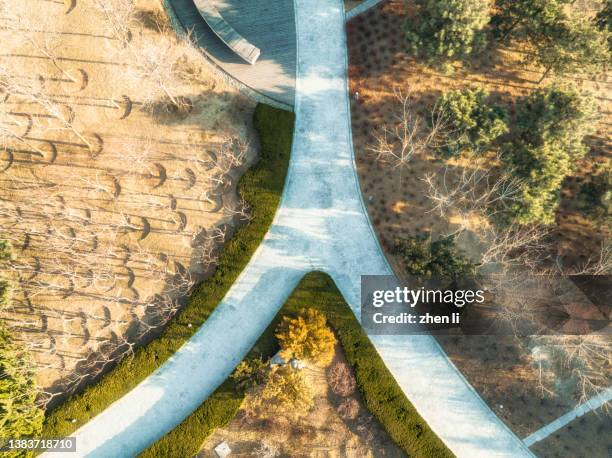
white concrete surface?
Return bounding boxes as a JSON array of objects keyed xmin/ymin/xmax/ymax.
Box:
[
  {"xmin": 43, "ymin": 1, "xmax": 535, "ymax": 457},
  {"xmin": 523, "ymin": 387, "xmax": 612, "ymax": 447}
]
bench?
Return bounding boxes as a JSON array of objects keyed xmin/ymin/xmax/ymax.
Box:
[{"xmin": 192, "ymin": 0, "xmax": 261, "ymax": 65}]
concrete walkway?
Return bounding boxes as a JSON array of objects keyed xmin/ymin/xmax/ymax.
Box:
[
  {"xmin": 346, "ymin": 0, "xmax": 385, "ymax": 21},
  {"xmin": 44, "ymin": 1, "xmax": 535, "ymax": 457}
]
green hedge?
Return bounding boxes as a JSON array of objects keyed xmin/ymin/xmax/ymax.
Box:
[
  {"xmin": 142, "ymin": 273, "xmax": 452, "ymax": 458},
  {"xmin": 41, "ymin": 104, "xmax": 295, "ymax": 440}
]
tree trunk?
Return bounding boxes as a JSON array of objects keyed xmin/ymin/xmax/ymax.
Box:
[
  {"xmin": 538, "ymin": 65, "xmax": 553, "ymax": 84},
  {"xmin": 500, "ymin": 18, "xmax": 521, "ymax": 43}
]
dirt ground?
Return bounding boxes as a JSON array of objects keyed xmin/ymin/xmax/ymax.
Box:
[
  {"xmin": 436, "ymin": 334, "xmax": 579, "ymax": 436},
  {"xmin": 347, "ymin": 0, "xmax": 610, "ymax": 451},
  {"xmin": 0, "ymin": 0, "xmax": 255, "ymax": 401},
  {"xmin": 348, "ymin": 0, "xmax": 610, "ymax": 267},
  {"xmin": 200, "ymin": 343, "xmax": 405, "ymax": 458},
  {"xmin": 531, "ymin": 409, "xmax": 612, "ymax": 458}
]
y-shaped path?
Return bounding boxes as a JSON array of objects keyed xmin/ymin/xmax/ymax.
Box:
[{"xmin": 46, "ymin": 1, "xmax": 535, "ymax": 456}]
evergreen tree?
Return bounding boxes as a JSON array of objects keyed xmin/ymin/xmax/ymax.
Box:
[
  {"xmin": 393, "ymin": 234, "xmax": 475, "ymax": 277},
  {"xmin": 493, "ymin": 0, "xmax": 571, "ymax": 40},
  {"xmin": 493, "ymin": 0, "xmax": 610, "ymax": 80},
  {"xmin": 503, "ymin": 84, "xmax": 595, "ymax": 224},
  {"xmin": 437, "ymin": 87, "xmax": 508, "ymax": 156},
  {"xmin": 407, "ymin": 0, "xmax": 491, "ymax": 64},
  {"xmin": 535, "ymin": 16, "xmax": 610, "ymax": 82}
]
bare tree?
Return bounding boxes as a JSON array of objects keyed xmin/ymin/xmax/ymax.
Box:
[
  {"xmin": 419, "ymin": 154, "xmax": 556, "ymax": 273},
  {"xmin": 529, "ymin": 238, "xmax": 611, "ymax": 412},
  {"xmin": 531, "ymin": 334, "xmax": 611, "ymax": 413},
  {"xmin": 368, "ymin": 88, "xmax": 451, "ymax": 181},
  {"xmin": 93, "ymin": 0, "xmax": 136, "ymax": 49},
  {"xmin": 0, "ymin": 59, "xmax": 95, "ymax": 150},
  {"xmin": 0, "ymin": 3, "xmax": 83, "ymax": 84},
  {"xmin": 423, "ymin": 158, "xmax": 523, "ymax": 228},
  {"xmin": 566, "ymin": 240, "xmax": 612, "ymax": 276}
]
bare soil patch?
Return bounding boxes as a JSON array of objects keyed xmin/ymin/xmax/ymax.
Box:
[
  {"xmin": 347, "ymin": 0, "xmax": 610, "ymax": 450},
  {"xmin": 531, "ymin": 409, "xmax": 612, "ymax": 458},
  {"xmin": 200, "ymin": 343, "xmax": 405, "ymax": 457}
]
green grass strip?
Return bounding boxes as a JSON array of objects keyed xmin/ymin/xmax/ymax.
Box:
[
  {"xmin": 142, "ymin": 273, "xmax": 453, "ymax": 458},
  {"xmin": 41, "ymin": 103, "xmax": 295, "ymax": 440}
]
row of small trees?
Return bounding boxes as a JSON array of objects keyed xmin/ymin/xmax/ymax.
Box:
[
  {"xmin": 407, "ymin": 0, "xmax": 611, "ymax": 81},
  {"xmin": 0, "ymin": 0, "xmax": 250, "ymax": 399}
]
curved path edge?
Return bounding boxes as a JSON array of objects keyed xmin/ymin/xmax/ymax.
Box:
[
  {"xmin": 44, "ymin": 1, "xmax": 535, "ymax": 457},
  {"xmin": 162, "ymin": 0, "xmax": 293, "ymax": 111}
]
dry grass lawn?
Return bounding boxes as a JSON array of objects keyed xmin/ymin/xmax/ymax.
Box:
[{"xmin": 0, "ymin": 0, "xmax": 256, "ymax": 403}]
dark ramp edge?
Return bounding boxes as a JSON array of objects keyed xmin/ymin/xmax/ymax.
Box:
[
  {"xmin": 168, "ymin": 0, "xmax": 296, "ymax": 108},
  {"xmin": 193, "ymin": 0, "xmax": 261, "ymax": 65}
]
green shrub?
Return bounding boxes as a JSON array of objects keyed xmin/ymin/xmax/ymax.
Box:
[
  {"xmin": 0, "ymin": 280, "xmax": 12, "ymax": 310},
  {"xmin": 0, "ymin": 240, "xmax": 13, "ymax": 261},
  {"xmin": 41, "ymin": 104, "xmax": 294, "ymax": 441},
  {"xmin": 437, "ymin": 87, "xmax": 508, "ymax": 156},
  {"xmin": 1, "ymin": 328, "xmax": 45, "ymax": 458},
  {"xmin": 142, "ymin": 273, "xmax": 452, "ymax": 458},
  {"xmin": 503, "ymin": 84, "xmax": 595, "ymax": 224},
  {"xmin": 393, "ymin": 233, "xmax": 475, "ymax": 277},
  {"xmin": 230, "ymin": 358, "xmax": 268, "ymax": 394},
  {"xmin": 246, "ymin": 365, "xmax": 314, "ymax": 418},
  {"xmin": 406, "ymin": 0, "xmax": 490, "ymax": 65}
]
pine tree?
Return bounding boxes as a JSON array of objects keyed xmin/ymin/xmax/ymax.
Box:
[
  {"xmin": 437, "ymin": 87, "xmax": 508, "ymax": 156},
  {"xmin": 407, "ymin": 0, "xmax": 491, "ymax": 65},
  {"xmin": 393, "ymin": 234, "xmax": 476, "ymax": 277},
  {"xmin": 493, "ymin": 0, "xmax": 610, "ymax": 81},
  {"xmin": 503, "ymin": 84, "xmax": 595, "ymax": 224}
]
